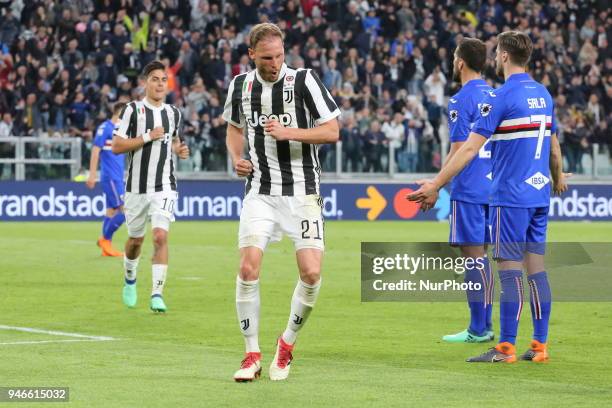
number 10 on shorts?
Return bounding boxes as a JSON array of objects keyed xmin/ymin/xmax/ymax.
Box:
[{"xmin": 162, "ymin": 197, "xmax": 175, "ymax": 213}]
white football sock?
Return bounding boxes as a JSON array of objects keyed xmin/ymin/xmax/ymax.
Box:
[
  {"xmin": 236, "ymin": 276, "xmax": 260, "ymax": 353},
  {"xmin": 282, "ymin": 278, "xmax": 321, "ymax": 345},
  {"xmin": 124, "ymin": 256, "xmax": 139, "ymax": 284},
  {"xmin": 151, "ymin": 264, "xmax": 168, "ymax": 296}
]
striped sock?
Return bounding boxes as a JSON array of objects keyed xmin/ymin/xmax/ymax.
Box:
[
  {"xmin": 499, "ymin": 269, "xmax": 524, "ymax": 345},
  {"xmin": 528, "ymin": 271, "xmax": 551, "ymax": 343}
]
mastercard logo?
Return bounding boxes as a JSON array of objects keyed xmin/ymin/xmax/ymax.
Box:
[{"xmin": 393, "ymin": 188, "xmax": 421, "ymax": 219}]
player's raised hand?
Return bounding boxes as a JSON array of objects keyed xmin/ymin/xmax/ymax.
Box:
[
  {"xmin": 149, "ymin": 126, "xmax": 165, "ymax": 141},
  {"xmin": 407, "ymin": 179, "xmax": 439, "ymax": 203},
  {"xmin": 177, "ymin": 141, "xmax": 190, "ymax": 159},
  {"xmin": 553, "ymin": 172, "xmax": 572, "ymax": 195},
  {"xmin": 234, "ymin": 158, "xmax": 253, "ymax": 177},
  {"xmin": 265, "ymin": 119, "xmax": 292, "ymax": 141}
]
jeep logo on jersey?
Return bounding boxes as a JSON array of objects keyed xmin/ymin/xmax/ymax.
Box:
[
  {"xmin": 247, "ymin": 111, "xmax": 293, "ymax": 127},
  {"xmin": 480, "ymin": 103, "xmax": 492, "ymax": 117}
]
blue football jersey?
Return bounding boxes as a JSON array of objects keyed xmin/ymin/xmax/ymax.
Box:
[
  {"xmin": 93, "ymin": 119, "xmax": 125, "ymax": 182},
  {"xmin": 448, "ymin": 79, "xmax": 492, "ymax": 204},
  {"xmin": 472, "ymin": 73, "xmax": 557, "ymax": 208}
]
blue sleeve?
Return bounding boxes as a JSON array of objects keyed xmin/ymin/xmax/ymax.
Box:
[
  {"xmin": 551, "ymin": 105, "xmax": 557, "ymax": 135},
  {"xmin": 93, "ymin": 124, "xmax": 106, "ymax": 148},
  {"xmin": 472, "ymin": 92, "xmax": 505, "ymax": 139},
  {"xmin": 448, "ymin": 98, "xmax": 471, "ymax": 143}
]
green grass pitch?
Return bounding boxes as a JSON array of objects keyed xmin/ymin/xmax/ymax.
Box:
[{"xmin": 1, "ymin": 221, "xmax": 611, "ymax": 407}]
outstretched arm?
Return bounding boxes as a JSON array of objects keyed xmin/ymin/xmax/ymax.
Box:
[{"xmin": 408, "ymin": 132, "xmax": 487, "ymax": 202}]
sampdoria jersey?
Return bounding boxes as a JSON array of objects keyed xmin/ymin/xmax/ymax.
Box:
[
  {"xmin": 223, "ymin": 63, "xmax": 340, "ymax": 196},
  {"xmin": 448, "ymin": 78, "xmax": 493, "ymax": 204},
  {"xmin": 93, "ymin": 119, "xmax": 124, "ymax": 182},
  {"xmin": 472, "ymin": 73, "xmax": 557, "ymax": 208}
]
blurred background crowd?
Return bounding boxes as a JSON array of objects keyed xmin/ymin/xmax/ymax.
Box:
[{"xmin": 0, "ymin": 0, "xmax": 610, "ymax": 179}]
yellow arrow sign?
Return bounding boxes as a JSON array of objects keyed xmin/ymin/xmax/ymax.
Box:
[{"xmin": 356, "ymin": 186, "xmax": 387, "ymax": 221}]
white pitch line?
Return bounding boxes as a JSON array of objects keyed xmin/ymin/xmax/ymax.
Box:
[
  {"xmin": 0, "ymin": 325, "xmax": 118, "ymax": 341},
  {"xmin": 0, "ymin": 339, "xmax": 113, "ymax": 346}
]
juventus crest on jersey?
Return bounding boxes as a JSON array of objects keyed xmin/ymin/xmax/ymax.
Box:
[
  {"xmin": 114, "ymin": 99, "xmax": 182, "ymax": 194},
  {"xmin": 223, "ymin": 64, "xmax": 340, "ymax": 196}
]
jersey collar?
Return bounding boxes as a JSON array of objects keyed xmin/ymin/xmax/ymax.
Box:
[
  {"xmin": 142, "ymin": 97, "xmax": 164, "ymax": 111},
  {"xmin": 506, "ymin": 72, "xmax": 531, "ymax": 82},
  {"xmin": 255, "ymin": 63, "xmax": 287, "ymax": 85},
  {"xmin": 463, "ymin": 78, "xmax": 487, "ymax": 89}
]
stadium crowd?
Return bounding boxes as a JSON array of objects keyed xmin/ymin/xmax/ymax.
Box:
[{"xmin": 0, "ymin": 0, "xmax": 610, "ymax": 179}]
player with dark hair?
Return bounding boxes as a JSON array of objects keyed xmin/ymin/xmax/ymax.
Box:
[
  {"xmin": 112, "ymin": 60, "xmax": 190, "ymax": 313},
  {"xmin": 409, "ymin": 31, "xmax": 569, "ymax": 363},
  {"xmin": 423, "ymin": 38, "xmax": 496, "ymax": 344}
]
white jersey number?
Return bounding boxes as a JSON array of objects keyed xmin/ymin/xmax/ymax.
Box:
[
  {"xmin": 478, "ymin": 139, "xmax": 491, "ymax": 159},
  {"xmin": 530, "ymin": 115, "xmax": 547, "ymax": 159}
]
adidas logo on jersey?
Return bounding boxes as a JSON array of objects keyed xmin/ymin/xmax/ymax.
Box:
[{"xmin": 247, "ymin": 111, "xmax": 293, "ymax": 127}]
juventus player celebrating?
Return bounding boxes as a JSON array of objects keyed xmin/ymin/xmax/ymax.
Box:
[
  {"xmin": 112, "ymin": 60, "xmax": 189, "ymax": 313},
  {"xmin": 224, "ymin": 23, "xmax": 340, "ymax": 382}
]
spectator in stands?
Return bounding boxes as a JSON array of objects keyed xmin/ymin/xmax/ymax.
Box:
[
  {"xmin": 363, "ymin": 120, "xmax": 386, "ymax": 173},
  {"xmin": 0, "ymin": 0, "xmax": 608, "ymax": 179},
  {"xmin": 382, "ymin": 112, "xmax": 405, "ymax": 171}
]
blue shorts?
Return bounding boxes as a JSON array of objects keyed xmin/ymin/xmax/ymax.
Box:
[
  {"xmin": 449, "ymin": 200, "xmax": 491, "ymax": 246},
  {"xmin": 490, "ymin": 206, "xmax": 548, "ymax": 261},
  {"xmin": 101, "ymin": 178, "xmax": 125, "ymax": 209}
]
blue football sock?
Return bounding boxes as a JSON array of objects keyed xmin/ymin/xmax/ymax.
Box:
[
  {"xmin": 499, "ymin": 269, "xmax": 524, "ymax": 345},
  {"xmin": 528, "ymin": 271, "xmax": 551, "ymax": 343},
  {"xmin": 465, "ymin": 267, "xmax": 487, "ymax": 336},
  {"xmin": 102, "ymin": 216, "xmax": 111, "ymax": 238},
  {"xmin": 103, "ymin": 212, "xmax": 125, "ymax": 240},
  {"xmin": 483, "ymin": 257, "xmax": 494, "ymax": 331}
]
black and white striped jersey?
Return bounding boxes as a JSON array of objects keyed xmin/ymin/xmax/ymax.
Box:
[
  {"xmin": 223, "ymin": 63, "xmax": 340, "ymax": 196},
  {"xmin": 114, "ymin": 98, "xmax": 182, "ymax": 194}
]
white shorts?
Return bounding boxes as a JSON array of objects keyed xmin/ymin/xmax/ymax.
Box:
[
  {"xmin": 124, "ymin": 191, "xmax": 178, "ymax": 238},
  {"xmin": 238, "ymin": 192, "xmax": 325, "ymax": 251}
]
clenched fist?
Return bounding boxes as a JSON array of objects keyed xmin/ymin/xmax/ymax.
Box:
[
  {"xmin": 234, "ymin": 158, "xmax": 253, "ymax": 177},
  {"xmin": 149, "ymin": 127, "xmax": 165, "ymax": 141}
]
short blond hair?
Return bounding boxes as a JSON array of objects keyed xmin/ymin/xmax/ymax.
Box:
[{"xmin": 249, "ymin": 23, "xmax": 284, "ymax": 49}]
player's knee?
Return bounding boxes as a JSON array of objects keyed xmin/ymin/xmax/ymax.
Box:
[
  {"xmin": 152, "ymin": 230, "xmax": 167, "ymax": 249},
  {"xmin": 239, "ymin": 259, "xmax": 260, "ymax": 280},
  {"xmin": 299, "ymin": 265, "xmax": 321, "ymax": 285},
  {"xmin": 127, "ymin": 236, "xmax": 144, "ymax": 249}
]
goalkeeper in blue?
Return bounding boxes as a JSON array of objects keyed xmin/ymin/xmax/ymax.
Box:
[
  {"xmin": 409, "ymin": 31, "xmax": 569, "ymax": 363},
  {"xmin": 440, "ymin": 38, "xmax": 495, "ymax": 344}
]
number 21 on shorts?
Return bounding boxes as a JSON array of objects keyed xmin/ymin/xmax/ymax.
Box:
[{"xmin": 301, "ymin": 219, "xmax": 323, "ymax": 240}]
